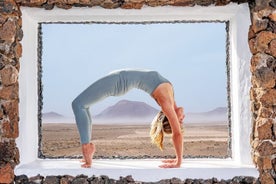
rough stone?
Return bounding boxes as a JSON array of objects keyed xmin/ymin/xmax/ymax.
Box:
[
  {"xmin": 266, "ymin": 56, "xmax": 276, "ymax": 72},
  {"xmin": 42, "ymin": 3, "xmax": 55, "ymax": 9},
  {"xmin": 19, "ymin": 0, "xmax": 47, "ymax": 6},
  {"xmin": 0, "ymin": 42, "xmax": 12, "ymax": 55},
  {"xmin": 271, "ymin": 0, "xmax": 276, "ymax": 8},
  {"xmin": 251, "ymin": 13, "xmax": 268, "ymax": 33},
  {"xmin": 44, "ymin": 176, "xmax": 60, "ymax": 184},
  {"xmin": 0, "ymin": 163, "xmax": 14, "ymax": 184},
  {"xmin": 195, "ymin": 0, "xmax": 213, "ymax": 6},
  {"xmin": 0, "ymin": 53, "xmax": 11, "ymax": 69},
  {"xmin": 253, "ymin": 67, "xmax": 275, "ymax": 88},
  {"xmin": 269, "ymin": 39, "xmax": 276, "ymax": 58},
  {"xmin": 184, "ymin": 178, "xmax": 193, "ymax": 184},
  {"xmin": 269, "ymin": 13, "xmax": 276, "ymax": 22},
  {"xmin": 232, "ymin": 176, "xmax": 245, "ymax": 183},
  {"xmin": 260, "ymin": 171, "xmax": 274, "ymax": 184},
  {"xmin": 256, "ymin": 140, "xmax": 276, "ymax": 156},
  {"xmin": 0, "ymin": 65, "xmax": 18, "ymax": 86},
  {"xmin": 257, "ymin": 9, "xmax": 273, "ymax": 20},
  {"xmin": 16, "ymin": 27, "xmax": 23, "ymax": 41},
  {"xmin": 170, "ymin": 177, "xmax": 183, "ymax": 184},
  {"xmin": 255, "ymin": 67, "xmax": 276, "ymax": 88},
  {"xmin": 256, "ymin": 31, "xmax": 276, "ymax": 52},
  {"xmin": 100, "ymin": 0, "xmax": 123, "ymax": 9},
  {"xmin": 89, "ymin": 177, "xmax": 102, "ymax": 183},
  {"xmin": 256, "ymin": 156, "xmax": 273, "ymax": 170},
  {"xmin": 86, "ymin": 0, "xmax": 104, "ymax": 7},
  {"xmin": 47, "ymin": 0, "xmax": 64, "ymax": 6},
  {"xmin": 121, "ymin": 0, "xmax": 144, "ymax": 9},
  {"xmin": 0, "ymin": 107, "xmax": 4, "ymax": 120},
  {"xmin": 2, "ymin": 119, "xmax": 18, "ymax": 138},
  {"xmin": 170, "ymin": 0, "xmax": 195, "ymax": 6},
  {"xmin": 14, "ymin": 174, "xmax": 29, "ymax": 184},
  {"xmin": 0, "ymin": 140, "xmax": 19, "ymax": 166},
  {"xmin": 259, "ymin": 89, "xmax": 276, "ymax": 106},
  {"xmin": 29, "ymin": 174, "xmax": 44, "ymax": 184},
  {"xmin": 72, "ymin": 177, "xmax": 89, "ymax": 184},
  {"xmin": 56, "ymin": 3, "xmax": 73, "ymax": 9},
  {"xmin": 259, "ymin": 106, "xmax": 274, "ymax": 118},
  {"xmin": 0, "ymin": 0, "xmax": 18, "ymax": 14},
  {"xmin": 79, "ymin": 0, "xmax": 92, "ymax": 5},
  {"xmin": 2, "ymin": 100, "xmax": 19, "ymax": 124},
  {"xmin": 273, "ymin": 121, "xmax": 276, "ymax": 139},
  {"xmin": 243, "ymin": 176, "xmax": 257, "ymax": 183},
  {"xmin": 267, "ymin": 23, "xmax": 276, "ymax": 35},
  {"xmin": 273, "ymin": 158, "xmax": 276, "ymax": 171},
  {"xmin": 250, "ymin": 53, "xmax": 274, "ymax": 72},
  {"xmin": 214, "ymin": 0, "xmax": 231, "ymax": 6},
  {"xmin": 0, "ymin": 83, "xmax": 19, "ymax": 100},
  {"xmin": 89, "ymin": 175, "xmax": 116, "ymax": 183},
  {"xmin": 14, "ymin": 42, "xmax": 22, "ymax": 59},
  {"xmin": 66, "ymin": 0, "xmax": 80, "ymax": 4},
  {"xmin": 254, "ymin": 0, "xmax": 272, "ymax": 12},
  {"xmin": 157, "ymin": 179, "xmax": 171, "ymax": 184},
  {"xmin": 256, "ymin": 118, "xmax": 273, "ymax": 140},
  {"xmin": 249, "ymin": 38, "xmax": 258, "ymax": 55},
  {"xmin": 0, "ymin": 18, "xmax": 17, "ymax": 43},
  {"xmin": 60, "ymin": 175, "xmax": 74, "ymax": 184},
  {"xmin": 248, "ymin": 25, "xmax": 255, "ymax": 40}
]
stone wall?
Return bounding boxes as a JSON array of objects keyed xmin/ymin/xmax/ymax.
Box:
[
  {"xmin": 0, "ymin": 0, "xmax": 276, "ymax": 183},
  {"xmin": 249, "ymin": 0, "xmax": 276, "ymax": 184},
  {"xmin": 0, "ymin": 0, "xmax": 22, "ymax": 183},
  {"xmin": 14, "ymin": 0, "xmax": 248, "ymax": 10},
  {"xmin": 13, "ymin": 174, "xmax": 258, "ymax": 184}
]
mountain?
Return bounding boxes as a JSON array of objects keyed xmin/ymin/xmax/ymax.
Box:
[
  {"xmin": 94, "ymin": 100, "xmax": 159, "ymax": 123},
  {"xmin": 42, "ymin": 112, "xmax": 74, "ymax": 123},
  {"xmin": 202, "ymin": 107, "xmax": 228, "ymax": 116},
  {"xmin": 42, "ymin": 112, "xmax": 64, "ymax": 119},
  {"xmin": 185, "ymin": 107, "xmax": 228, "ymax": 124},
  {"xmin": 42, "ymin": 105, "xmax": 228, "ymax": 124}
]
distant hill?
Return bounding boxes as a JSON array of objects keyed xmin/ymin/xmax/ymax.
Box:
[
  {"xmin": 203, "ymin": 107, "xmax": 228, "ymax": 116},
  {"xmin": 185, "ymin": 107, "xmax": 228, "ymax": 124},
  {"xmin": 42, "ymin": 112, "xmax": 64, "ymax": 119},
  {"xmin": 94, "ymin": 100, "xmax": 159, "ymax": 123},
  {"xmin": 42, "ymin": 104, "xmax": 229, "ymax": 124},
  {"xmin": 42, "ymin": 112, "xmax": 73, "ymax": 123}
]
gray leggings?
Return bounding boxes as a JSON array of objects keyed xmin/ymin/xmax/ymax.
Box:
[
  {"xmin": 72, "ymin": 70, "xmax": 170, "ymax": 144},
  {"xmin": 71, "ymin": 73, "xmax": 121, "ymax": 144}
]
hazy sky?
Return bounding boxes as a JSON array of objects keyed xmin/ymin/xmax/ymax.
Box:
[{"xmin": 41, "ymin": 22, "xmax": 228, "ymax": 117}]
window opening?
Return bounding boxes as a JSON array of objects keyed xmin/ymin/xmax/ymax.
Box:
[{"xmin": 37, "ymin": 21, "xmax": 231, "ymax": 159}]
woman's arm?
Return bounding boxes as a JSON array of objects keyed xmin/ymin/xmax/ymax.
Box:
[
  {"xmin": 160, "ymin": 103, "xmax": 183, "ymax": 168},
  {"xmin": 152, "ymin": 83, "xmax": 184, "ymax": 168}
]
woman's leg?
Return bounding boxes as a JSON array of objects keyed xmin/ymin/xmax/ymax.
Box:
[
  {"xmin": 71, "ymin": 73, "xmax": 121, "ymax": 167},
  {"xmin": 72, "ymin": 98, "xmax": 92, "ymax": 144},
  {"xmin": 72, "ymin": 73, "xmax": 120, "ymax": 144}
]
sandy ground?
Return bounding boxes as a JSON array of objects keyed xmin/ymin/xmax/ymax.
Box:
[{"xmin": 41, "ymin": 123, "xmax": 229, "ymax": 158}]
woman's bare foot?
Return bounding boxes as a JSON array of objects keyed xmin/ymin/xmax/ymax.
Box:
[
  {"xmin": 159, "ymin": 159, "xmax": 182, "ymax": 168},
  {"xmin": 81, "ymin": 143, "xmax": 95, "ymax": 168},
  {"xmin": 161, "ymin": 159, "xmax": 177, "ymax": 163}
]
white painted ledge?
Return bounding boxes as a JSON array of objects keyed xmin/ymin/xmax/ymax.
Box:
[{"xmin": 15, "ymin": 159, "xmax": 258, "ymax": 182}]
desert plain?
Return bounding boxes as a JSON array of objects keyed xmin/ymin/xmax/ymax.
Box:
[{"xmin": 41, "ymin": 122, "xmax": 229, "ymax": 158}]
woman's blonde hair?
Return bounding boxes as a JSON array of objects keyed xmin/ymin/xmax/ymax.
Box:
[
  {"xmin": 149, "ymin": 111, "xmax": 170, "ymax": 150},
  {"xmin": 150, "ymin": 111, "xmax": 184, "ymax": 150}
]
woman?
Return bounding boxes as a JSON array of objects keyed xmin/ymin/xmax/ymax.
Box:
[{"xmin": 72, "ymin": 69, "xmax": 184, "ymax": 168}]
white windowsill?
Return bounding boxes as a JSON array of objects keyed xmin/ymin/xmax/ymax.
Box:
[
  {"xmin": 15, "ymin": 159, "xmax": 258, "ymax": 182},
  {"xmin": 17, "ymin": 4, "xmax": 256, "ymax": 182}
]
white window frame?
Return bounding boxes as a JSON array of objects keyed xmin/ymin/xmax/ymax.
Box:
[{"xmin": 16, "ymin": 4, "xmax": 258, "ymax": 181}]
